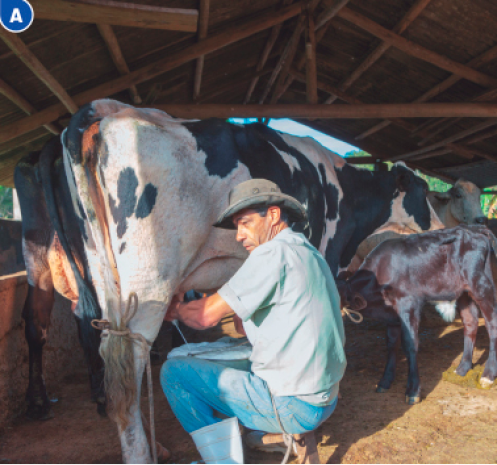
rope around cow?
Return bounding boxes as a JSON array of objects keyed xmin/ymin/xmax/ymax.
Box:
[{"xmin": 91, "ymin": 292, "xmax": 159, "ymax": 464}]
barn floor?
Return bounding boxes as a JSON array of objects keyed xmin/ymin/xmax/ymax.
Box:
[{"xmin": 1, "ymin": 309, "xmax": 497, "ymax": 464}]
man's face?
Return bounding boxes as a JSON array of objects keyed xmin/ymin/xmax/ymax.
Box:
[{"xmin": 232, "ymin": 207, "xmax": 280, "ymax": 253}]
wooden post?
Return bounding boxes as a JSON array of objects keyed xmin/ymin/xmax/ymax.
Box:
[
  {"xmin": 193, "ymin": 0, "xmax": 210, "ymax": 101},
  {"xmin": 305, "ymin": 12, "xmax": 318, "ymax": 104}
]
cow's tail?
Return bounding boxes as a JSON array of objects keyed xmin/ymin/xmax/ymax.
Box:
[
  {"xmin": 63, "ymin": 104, "xmax": 135, "ymax": 432},
  {"xmin": 38, "ymin": 136, "xmax": 102, "ymax": 369}
]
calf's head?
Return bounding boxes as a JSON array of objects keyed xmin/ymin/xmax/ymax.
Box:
[
  {"xmin": 382, "ymin": 164, "xmax": 444, "ymax": 234},
  {"xmin": 430, "ymin": 179, "xmax": 486, "ymax": 226}
]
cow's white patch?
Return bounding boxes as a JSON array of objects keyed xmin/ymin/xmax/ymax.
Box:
[
  {"xmin": 268, "ymin": 142, "xmax": 302, "ymax": 174},
  {"xmin": 276, "ymin": 133, "xmax": 344, "ymax": 255},
  {"xmin": 432, "ymin": 300, "xmax": 457, "ymax": 322}
]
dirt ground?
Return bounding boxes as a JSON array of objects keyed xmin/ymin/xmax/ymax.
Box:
[{"xmin": 1, "ymin": 309, "xmax": 497, "ymax": 464}]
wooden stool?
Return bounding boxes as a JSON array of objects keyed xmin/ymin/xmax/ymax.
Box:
[{"xmin": 293, "ymin": 431, "xmax": 320, "ymax": 464}]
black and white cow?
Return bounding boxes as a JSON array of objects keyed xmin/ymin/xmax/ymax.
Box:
[{"xmin": 16, "ymin": 99, "xmax": 442, "ymax": 463}]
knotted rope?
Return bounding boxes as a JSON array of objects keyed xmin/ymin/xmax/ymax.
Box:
[
  {"xmin": 91, "ymin": 292, "xmax": 158, "ymax": 464},
  {"xmin": 341, "ymin": 307, "xmax": 364, "ymax": 324}
]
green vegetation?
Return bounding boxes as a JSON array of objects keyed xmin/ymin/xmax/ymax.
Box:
[
  {"xmin": 0, "ymin": 187, "xmax": 13, "ymax": 219},
  {"xmin": 344, "ymin": 150, "xmax": 497, "ymax": 218}
]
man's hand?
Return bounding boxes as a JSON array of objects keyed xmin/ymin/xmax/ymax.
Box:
[
  {"xmin": 165, "ymin": 294, "xmax": 183, "ymax": 322},
  {"xmin": 165, "ymin": 292, "xmax": 233, "ymax": 330}
]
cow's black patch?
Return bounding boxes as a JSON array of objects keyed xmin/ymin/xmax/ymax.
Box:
[
  {"xmin": 400, "ymin": 170, "xmax": 431, "ymax": 231},
  {"xmin": 184, "ymin": 120, "xmax": 238, "ymax": 178},
  {"xmin": 318, "ymin": 164, "xmax": 339, "ymax": 220},
  {"xmin": 108, "ymin": 167, "xmax": 139, "ymax": 239},
  {"xmin": 119, "ymin": 242, "xmax": 126, "ymax": 254},
  {"xmin": 65, "ymin": 103, "xmax": 101, "ymax": 165},
  {"xmin": 136, "ymin": 183, "xmax": 158, "ymax": 219}
]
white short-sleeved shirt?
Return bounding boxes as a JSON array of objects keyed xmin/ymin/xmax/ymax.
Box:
[{"xmin": 218, "ymin": 228, "xmax": 346, "ymax": 406}]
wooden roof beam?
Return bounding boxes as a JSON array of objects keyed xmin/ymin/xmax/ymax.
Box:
[
  {"xmin": 0, "ymin": 30, "xmax": 78, "ymax": 114},
  {"xmin": 0, "ymin": 1, "xmax": 305, "ymax": 145},
  {"xmin": 193, "ymin": 0, "xmax": 210, "ymax": 101},
  {"xmin": 0, "ymin": 77, "xmax": 60, "ymax": 135},
  {"xmin": 97, "ymin": 24, "xmax": 141, "ymax": 104},
  {"xmin": 358, "ymin": 43, "xmax": 497, "ymax": 141},
  {"xmin": 146, "ymin": 103, "xmax": 497, "ymax": 119},
  {"xmin": 244, "ymin": 0, "xmax": 293, "ymax": 104},
  {"xmin": 31, "ymin": 0, "xmax": 198, "ymax": 32},
  {"xmin": 337, "ymin": 7, "xmax": 497, "ymax": 89}
]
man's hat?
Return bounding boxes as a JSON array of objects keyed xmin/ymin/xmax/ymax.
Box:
[{"xmin": 213, "ymin": 179, "xmax": 307, "ymax": 230}]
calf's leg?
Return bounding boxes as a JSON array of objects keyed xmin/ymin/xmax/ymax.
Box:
[
  {"xmin": 475, "ymin": 299, "xmax": 497, "ymax": 387},
  {"xmin": 456, "ymin": 294, "xmax": 479, "ymax": 377},
  {"xmin": 398, "ymin": 302, "xmax": 422, "ymax": 404},
  {"xmin": 376, "ymin": 323, "xmax": 401, "ymax": 393},
  {"xmin": 23, "ymin": 282, "xmax": 55, "ymax": 420}
]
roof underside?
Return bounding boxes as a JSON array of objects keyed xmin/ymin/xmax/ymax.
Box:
[{"xmin": 1, "ymin": 0, "xmax": 497, "ymax": 187}]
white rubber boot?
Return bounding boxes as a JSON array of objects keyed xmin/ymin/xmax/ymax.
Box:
[{"xmin": 190, "ymin": 417, "xmax": 244, "ymax": 464}]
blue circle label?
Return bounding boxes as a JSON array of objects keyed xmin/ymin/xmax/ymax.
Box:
[{"xmin": 0, "ymin": 0, "xmax": 34, "ymax": 33}]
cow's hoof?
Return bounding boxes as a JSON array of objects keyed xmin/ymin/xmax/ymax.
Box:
[
  {"xmin": 455, "ymin": 363, "xmax": 472, "ymax": 377},
  {"xmin": 479, "ymin": 376, "xmax": 495, "ymax": 389},
  {"xmin": 405, "ymin": 395, "xmax": 421, "ymax": 405},
  {"xmin": 26, "ymin": 400, "xmax": 54, "ymax": 421},
  {"xmin": 376, "ymin": 386, "xmax": 389, "ymax": 393},
  {"xmin": 156, "ymin": 442, "xmax": 172, "ymax": 464}
]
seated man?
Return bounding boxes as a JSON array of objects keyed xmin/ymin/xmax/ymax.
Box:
[{"xmin": 161, "ymin": 179, "xmax": 346, "ymax": 464}]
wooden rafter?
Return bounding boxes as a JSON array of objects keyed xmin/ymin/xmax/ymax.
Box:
[
  {"xmin": 328, "ymin": 0, "xmax": 432, "ymax": 108},
  {"xmin": 337, "ymin": 7, "xmax": 497, "ymax": 89},
  {"xmin": 358, "ymin": 42, "xmax": 497, "ymax": 141},
  {"xmin": 0, "ymin": 1, "xmax": 304, "ymax": 145},
  {"xmin": 0, "ymin": 77, "xmax": 59, "ymax": 135},
  {"xmin": 193, "ymin": 0, "xmax": 210, "ymax": 101},
  {"xmin": 244, "ymin": 0, "xmax": 293, "ymax": 104},
  {"xmin": 0, "ymin": 30, "xmax": 78, "ymax": 114},
  {"xmin": 305, "ymin": 11, "xmax": 318, "ymax": 104},
  {"xmin": 290, "ymin": 70, "xmax": 477, "ymax": 161},
  {"xmin": 31, "ymin": 0, "xmax": 198, "ymax": 32},
  {"xmin": 97, "ymin": 24, "xmax": 141, "ymax": 104},
  {"xmin": 391, "ymin": 118, "xmax": 497, "ymax": 161}
]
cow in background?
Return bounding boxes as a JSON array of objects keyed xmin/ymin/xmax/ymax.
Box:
[
  {"xmin": 19, "ymin": 99, "xmax": 442, "ymax": 462},
  {"xmin": 337, "ymin": 225, "xmax": 497, "ymax": 404},
  {"xmin": 346, "ymin": 179, "xmax": 486, "ymax": 275},
  {"xmin": 428, "ymin": 179, "xmax": 486, "ymax": 227}
]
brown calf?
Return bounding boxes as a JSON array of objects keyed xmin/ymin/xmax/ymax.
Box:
[{"xmin": 336, "ymin": 225, "xmax": 497, "ymax": 404}]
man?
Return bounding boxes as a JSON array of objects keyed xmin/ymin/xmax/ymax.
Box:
[{"xmin": 161, "ymin": 179, "xmax": 346, "ymax": 464}]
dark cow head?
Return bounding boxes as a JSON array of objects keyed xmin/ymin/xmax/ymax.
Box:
[{"xmin": 377, "ymin": 163, "xmax": 444, "ymax": 235}]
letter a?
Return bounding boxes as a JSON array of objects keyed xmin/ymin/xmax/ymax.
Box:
[{"xmin": 10, "ymin": 8, "xmax": 23, "ymax": 23}]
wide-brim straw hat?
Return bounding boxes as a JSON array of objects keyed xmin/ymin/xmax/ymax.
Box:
[{"xmin": 213, "ymin": 179, "xmax": 307, "ymax": 230}]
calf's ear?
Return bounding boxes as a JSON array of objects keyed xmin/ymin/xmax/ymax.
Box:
[
  {"xmin": 396, "ymin": 172, "xmax": 411, "ymax": 192},
  {"xmin": 434, "ymin": 192, "xmax": 450, "ymax": 204},
  {"xmin": 351, "ymin": 293, "xmax": 367, "ymax": 311}
]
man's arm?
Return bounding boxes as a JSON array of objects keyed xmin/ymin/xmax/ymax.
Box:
[{"xmin": 165, "ymin": 293, "xmax": 233, "ymax": 330}]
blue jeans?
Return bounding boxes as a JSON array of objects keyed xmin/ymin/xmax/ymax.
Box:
[{"xmin": 160, "ymin": 356, "xmax": 338, "ymax": 434}]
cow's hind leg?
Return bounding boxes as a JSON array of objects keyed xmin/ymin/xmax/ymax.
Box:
[
  {"xmin": 73, "ymin": 309, "xmax": 106, "ymax": 416},
  {"xmin": 376, "ymin": 323, "xmax": 402, "ymax": 393},
  {"xmin": 456, "ymin": 293, "xmax": 479, "ymax": 377},
  {"xmin": 23, "ymin": 281, "xmax": 55, "ymax": 420}
]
